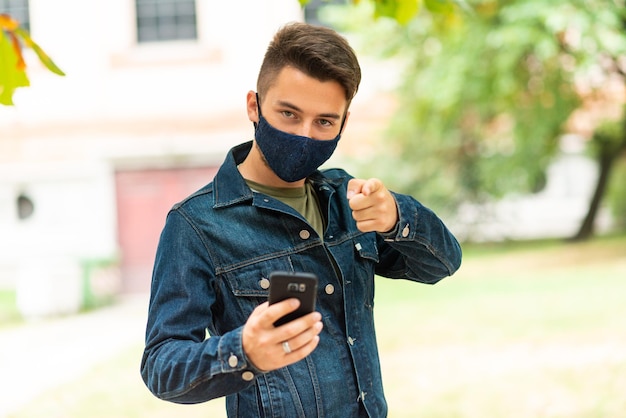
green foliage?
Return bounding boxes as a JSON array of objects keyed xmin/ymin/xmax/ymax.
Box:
[
  {"xmin": 298, "ymin": 0, "xmax": 466, "ymax": 25},
  {"xmin": 342, "ymin": 0, "xmax": 626, "ymax": 217},
  {"xmin": 599, "ymin": 114, "xmax": 626, "ymax": 229},
  {"xmin": 607, "ymin": 159, "xmax": 626, "ymax": 230},
  {"xmin": 370, "ymin": 0, "xmax": 421, "ymax": 24},
  {"xmin": 587, "ymin": 113, "xmax": 626, "ymax": 232}
]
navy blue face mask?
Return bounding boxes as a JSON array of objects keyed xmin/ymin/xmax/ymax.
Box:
[{"xmin": 254, "ymin": 94, "xmax": 344, "ymax": 183}]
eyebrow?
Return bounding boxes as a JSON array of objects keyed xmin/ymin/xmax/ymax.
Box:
[{"xmin": 276, "ymin": 100, "xmax": 342, "ymax": 120}]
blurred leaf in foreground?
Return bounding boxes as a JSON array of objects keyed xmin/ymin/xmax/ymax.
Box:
[{"xmin": 0, "ymin": 13, "xmax": 64, "ymax": 106}]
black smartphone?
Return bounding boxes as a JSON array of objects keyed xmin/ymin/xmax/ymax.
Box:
[{"xmin": 268, "ymin": 271, "xmax": 318, "ymax": 327}]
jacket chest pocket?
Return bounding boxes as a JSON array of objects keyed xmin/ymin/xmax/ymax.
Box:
[{"xmin": 222, "ymin": 258, "xmax": 295, "ymax": 322}]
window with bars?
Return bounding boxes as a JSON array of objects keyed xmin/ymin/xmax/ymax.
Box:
[
  {"xmin": 303, "ymin": 0, "xmax": 347, "ymax": 27},
  {"xmin": 0, "ymin": 0, "xmax": 30, "ymax": 32},
  {"xmin": 135, "ymin": 0, "xmax": 197, "ymax": 43}
]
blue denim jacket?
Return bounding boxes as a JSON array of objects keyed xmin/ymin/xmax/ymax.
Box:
[{"xmin": 141, "ymin": 142, "xmax": 462, "ymax": 417}]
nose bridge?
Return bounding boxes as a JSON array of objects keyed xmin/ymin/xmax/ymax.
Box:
[{"xmin": 296, "ymin": 118, "xmax": 314, "ymax": 138}]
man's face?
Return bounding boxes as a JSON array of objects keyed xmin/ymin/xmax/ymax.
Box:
[{"xmin": 249, "ymin": 66, "xmax": 350, "ymax": 141}]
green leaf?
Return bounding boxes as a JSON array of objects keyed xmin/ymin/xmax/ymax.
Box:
[
  {"xmin": 14, "ymin": 27, "xmax": 65, "ymax": 76},
  {"xmin": 0, "ymin": 30, "xmax": 30, "ymax": 105},
  {"xmin": 373, "ymin": 0, "xmax": 420, "ymax": 24},
  {"xmin": 396, "ymin": 0, "xmax": 420, "ymax": 24},
  {"xmin": 424, "ymin": 0, "xmax": 455, "ymax": 14},
  {"xmin": 373, "ymin": 0, "xmax": 400, "ymax": 20}
]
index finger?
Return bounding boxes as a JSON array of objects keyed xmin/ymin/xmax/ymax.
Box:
[
  {"xmin": 361, "ymin": 178, "xmax": 383, "ymax": 196},
  {"xmin": 347, "ymin": 178, "xmax": 365, "ymax": 199},
  {"xmin": 265, "ymin": 298, "xmax": 300, "ymax": 326}
]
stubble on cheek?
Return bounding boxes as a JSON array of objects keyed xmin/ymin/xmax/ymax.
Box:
[{"xmin": 255, "ymin": 141, "xmax": 272, "ymax": 171}]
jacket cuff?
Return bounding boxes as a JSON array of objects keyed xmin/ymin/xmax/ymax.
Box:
[
  {"xmin": 217, "ymin": 325, "xmax": 265, "ymax": 382},
  {"xmin": 379, "ymin": 192, "xmax": 415, "ymax": 241}
]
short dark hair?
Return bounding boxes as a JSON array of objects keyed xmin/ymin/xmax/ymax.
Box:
[{"xmin": 257, "ymin": 22, "xmax": 361, "ymax": 105}]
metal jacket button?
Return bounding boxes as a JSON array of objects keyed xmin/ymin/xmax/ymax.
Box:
[
  {"xmin": 325, "ymin": 284, "xmax": 335, "ymax": 295},
  {"xmin": 228, "ymin": 355, "xmax": 238, "ymax": 368}
]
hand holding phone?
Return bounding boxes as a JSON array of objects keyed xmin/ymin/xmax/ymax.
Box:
[{"xmin": 268, "ymin": 271, "xmax": 318, "ymax": 327}]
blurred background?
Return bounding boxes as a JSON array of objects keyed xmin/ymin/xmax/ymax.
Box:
[{"xmin": 1, "ymin": 0, "xmax": 625, "ymax": 417}]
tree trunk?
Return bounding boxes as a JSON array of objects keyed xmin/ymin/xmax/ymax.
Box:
[{"xmin": 570, "ymin": 152, "xmax": 616, "ymax": 241}]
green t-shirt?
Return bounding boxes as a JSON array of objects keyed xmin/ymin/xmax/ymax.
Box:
[{"xmin": 245, "ymin": 179, "xmax": 325, "ymax": 238}]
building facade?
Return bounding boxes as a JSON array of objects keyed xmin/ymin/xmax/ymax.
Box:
[{"xmin": 1, "ymin": 0, "xmax": 395, "ymax": 317}]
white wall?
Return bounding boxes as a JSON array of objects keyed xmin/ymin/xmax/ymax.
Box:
[
  {"xmin": 2, "ymin": 0, "xmax": 302, "ymax": 126},
  {"xmin": 0, "ymin": 0, "xmax": 305, "ymax": 314}
]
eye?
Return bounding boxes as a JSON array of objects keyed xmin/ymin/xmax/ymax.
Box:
[
  {"xmin": 318, "ymin": 119, "xmax": 333, "ymax": 127},
  {"xmin": 281, "ymin": 110, "xmax": 296, "ymax": 119}
]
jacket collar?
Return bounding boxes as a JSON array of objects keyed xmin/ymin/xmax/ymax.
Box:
[
  {"xmin": 212, "ymin": 141, "xmax": 345, "ymax": 208},
  {"xmin": 212, "ymin": 142, "xmax": 255, "ymax": 208}
]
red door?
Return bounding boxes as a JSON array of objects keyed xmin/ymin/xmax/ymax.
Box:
[{"xmin": 115, "ymin": 166, "xmax": 218, "ymax": 293}]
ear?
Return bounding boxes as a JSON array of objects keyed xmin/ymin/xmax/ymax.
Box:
[{"xmin": 246, "ymin": 90, "xmax": 259, "ymax": 123}]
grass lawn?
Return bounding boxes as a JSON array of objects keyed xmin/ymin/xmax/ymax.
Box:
[{"xmin": 7, "ymin": 234, "xmax": 626, "ymax": 418}]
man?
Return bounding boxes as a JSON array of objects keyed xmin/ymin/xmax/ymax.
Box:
[{"xmin": 141, "ymin": 22, "xmax": 462, "ymax": 417}]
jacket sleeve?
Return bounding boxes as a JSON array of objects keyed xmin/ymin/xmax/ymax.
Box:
[
  {"xmin": 375, "ymin": 191, "xmax": 462, "ymax": 284},
  {"xmin": 140, "ymin": 209, "xmax": 263, "ymax": 404}
]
